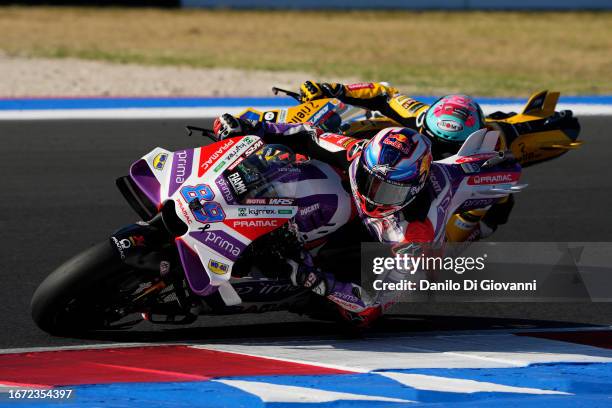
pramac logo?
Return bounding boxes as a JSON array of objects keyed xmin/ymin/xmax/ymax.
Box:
[{"xmin": 468, "ymin": 172, "xmax": 520, "ymax": 185}]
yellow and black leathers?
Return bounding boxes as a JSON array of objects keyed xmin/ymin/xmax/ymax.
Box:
[
  {"xmin": 300, "ymin": 80, "xmax": 428, "ymax": 134},
  {"xmin": 299, "ymin": 82, "xmax": 581, "ymax": 166}
]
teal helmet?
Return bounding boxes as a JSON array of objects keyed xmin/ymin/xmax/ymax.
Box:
[{"xmin": 420, "ymin": 95, "xmax": 485, "ymax": 146}]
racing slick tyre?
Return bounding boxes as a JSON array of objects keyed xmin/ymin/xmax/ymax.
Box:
[{"xmin": 31, "ymin": 241, "xmax": 135, "ymax": 336}]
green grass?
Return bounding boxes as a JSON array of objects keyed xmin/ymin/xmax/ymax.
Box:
[{"xmin": 0, "ymin": 7, "xmax": 611, "ymax": 96}]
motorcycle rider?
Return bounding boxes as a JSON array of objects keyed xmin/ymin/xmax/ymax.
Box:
[
  {"xmin": 298, "ymin": 81, "xmax": 513, "ymax": 238},
  {"xmin": 214, "ymin": 114, "xmax": 461, "ymax": 326},
  {"xmin": 299, "ymin": 81, "xmax": 483, "ymax": 158}
]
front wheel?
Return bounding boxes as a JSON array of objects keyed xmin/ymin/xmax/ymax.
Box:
[{"xmin": 31, "ymin": 241, "xmax": 149, "ymax": 335}]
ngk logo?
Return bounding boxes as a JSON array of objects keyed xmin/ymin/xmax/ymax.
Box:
[{"xmin": 468, "ymin": 172, "xmax": 519, "ymax": 185}]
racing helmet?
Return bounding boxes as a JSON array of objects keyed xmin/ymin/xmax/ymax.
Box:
[
  {"xmin": 349, "ymin": 127, "xmax": 432, "ymax": 218},
  {"xmin": 419, "ymin": 94, "xmax": 485, "ymax": 146}
]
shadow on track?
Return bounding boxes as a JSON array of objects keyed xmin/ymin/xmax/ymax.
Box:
[{"xmin": 54, "ymin": 314, "xmax": 595, "ymax": 344}]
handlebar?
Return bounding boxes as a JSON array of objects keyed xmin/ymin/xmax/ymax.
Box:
[{"xmin": 271, "ymin": 86, "xmax": 301, "ymax": 102}]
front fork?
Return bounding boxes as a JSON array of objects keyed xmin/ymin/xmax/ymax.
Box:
[{"xmin": 108, "ymin": 215, "xmax": 198, "ymax": 324}]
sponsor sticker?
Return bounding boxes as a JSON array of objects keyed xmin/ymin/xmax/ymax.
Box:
[
  {"xmin": 152, "ymin": 153, "xmax": 168, "ymax": 170},
  {"xmin": 213, "ymin": 161, "xmax": 226, "ymax": 173},
  {"xmin": 234, "ymin": 207, "xmax": 293, "ymax": 219},
  {"xmin": 382, "ymin": 133, "xmax": 412, "ymax": 154},
  {"xmin": 198, "ymin": 139, "xmax": 235, "ymax": 176},
  {"xmin": 309, "ymin": 103, "xmax": 331, "ymax": 125},
  {"xmin": 288, "ymin": 102, "xmax": 315, "ymax": 123},
  {"xmin": 263, "ymin": 111, "xmax": 278, "ymax": 122},
  {"xmin": 346, "ymin": 140, "xmax": 366, "ymax": 161},
  {"xmin": 299, "ymin": 203, "xmax": 320, "ymax": 216},
  {"xmin": 243, "ymin": 139, "xmax": 264, "ymax": 158},
  {"xmin": 468, "ymin": 172, "xmax": 520, "ymax": 185},
  {"xmin": 168, "ymin": 150, "xmax": 193, "ymax": 196},
  {"xmin": 215, "ymin": 177, "xmax": 237, "ymax": 205},
  {"xmin": 228, "ymin": 172, "xmax": 247, "ymax": 195},
  {"xmin": 208, "ymin": 259, "xmax": 230, "ymax": 275},
  {"xmin": 437, "ymin": 119, "xmax": 463, "ymax": 132},
  {"xmin": 231, "ymin": 219, "xmax": 279, "ymax": 228},
  {"xmin": 347, "ymin": 82, "xmax": 374, "ymax": 91},
  {"xmin": 110, "ymin": 236, "xmax": 126, "ymax": 260},
  {"xmin": 243, "ymin": 197, "xmax": 295, "ymax": 206},
  {"xmin": 200, "ymin": 230, "xmax": 245, "ymax": 261}
]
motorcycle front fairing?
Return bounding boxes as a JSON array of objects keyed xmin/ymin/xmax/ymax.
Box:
[
  {"xmin": 237, "ymin": 98, "xmax": 380, "ymax": 135},
  {"xmin": 126, "ymin": 136, "xmax": 299, "ymax": 306},
  {"xmin": 433, "ymin": 129, "xmax": 527, "ymax": 244}
]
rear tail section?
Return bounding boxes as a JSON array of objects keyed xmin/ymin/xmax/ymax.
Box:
[
  {"xmin": 520, "ymin": 90, "xmax": 560, "ymax": 119},
  {"xmin": 488, "ymin": 91, "xmax": 582, "ymax": 167}
]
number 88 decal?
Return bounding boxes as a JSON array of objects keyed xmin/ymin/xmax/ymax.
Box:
[{"xmin": 180, "ymin": 184, "xmax": 225, "ymax": 223}]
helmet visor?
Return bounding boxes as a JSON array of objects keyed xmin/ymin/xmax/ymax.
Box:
[{"xmin": 355, "ymin": 161, "xmax": 415, "ymax": 206}]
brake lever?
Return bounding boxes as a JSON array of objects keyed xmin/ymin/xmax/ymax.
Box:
[
  {"xmin": 272, "ymin": 86, "xmax": 301, "ymax": 102},
  {"xmin": 185, "ymin": 125, "xmax": 218, "ymax": 144}
]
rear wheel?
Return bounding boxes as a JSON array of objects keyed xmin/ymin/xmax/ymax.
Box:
[{"xmin": 31, "ymin": 241, "xmax": 152, "ymax": 335}]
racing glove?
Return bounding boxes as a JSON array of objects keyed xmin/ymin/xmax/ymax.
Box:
[
  {"xmin": 287, "ymin": 252, "xmax": 334, "ymax": 296},
  {"xmin": 299, "ymin": 81, "xmax": 344, "ymax": 103},
  {"xmin": 213, "ymin": 113, "xmax": 258, "ymax": 140}
]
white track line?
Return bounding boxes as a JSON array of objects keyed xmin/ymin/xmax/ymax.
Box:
[
  {"xmin": 0, "ymin": 326, "xmax": 609, "ymax": 355},
  {"xmin": 377, "ymin": 372, "xmax": 570, "ymax": 395},
  {"xmin": 0, "ymin": 104, "xmax": 610, "ymax": 120}
]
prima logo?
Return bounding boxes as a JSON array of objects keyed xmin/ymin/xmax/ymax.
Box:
[
  {"xmin": 216, "ymin": 177, "xmax": 235, "ymax": 204},
  {"xmin": 174, "ymin": 150, "xmax": 189, "ymax": 184},
  {"xmin": 203, "ymin": 231, "xmax": 241, "ymax": 259}
]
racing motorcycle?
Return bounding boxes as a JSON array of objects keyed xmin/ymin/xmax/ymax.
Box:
[
  {"xmin": 247, "ymin": 88, "xmax": 582, "ymax": 168},
  {"xmin": 244, "ymin": 87, "xmax": 582, "ymax": 242},
  {"xmin": 31, "ymin": 126, "xmax": 524, "ymax": 335}
]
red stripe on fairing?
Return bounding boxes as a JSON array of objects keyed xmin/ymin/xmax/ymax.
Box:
[
  {"xmin": 0, "ymin": 345, "xmax": 352, "ymax": 386},
  {"xmin": 517, "ymin": 330, "xmax": 612, "ymax": 350}
]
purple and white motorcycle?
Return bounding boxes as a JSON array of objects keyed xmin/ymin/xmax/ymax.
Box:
[{"xmin": 31, "ymin": 134, "xmax": 353, "ymax": 335}]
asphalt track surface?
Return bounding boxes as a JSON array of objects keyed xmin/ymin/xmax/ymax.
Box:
[{"xmin": 1, "ymin": 116, "xmax": 611, "ymax": 349}]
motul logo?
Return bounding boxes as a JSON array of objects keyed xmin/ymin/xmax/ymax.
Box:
[
  {"xmin": 233, "ymin": 220, "xmax": 279, "ymax": 228},
  {"xmin": 468, "ymin": 172, "xmax": 519, "ymax": 185}
]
